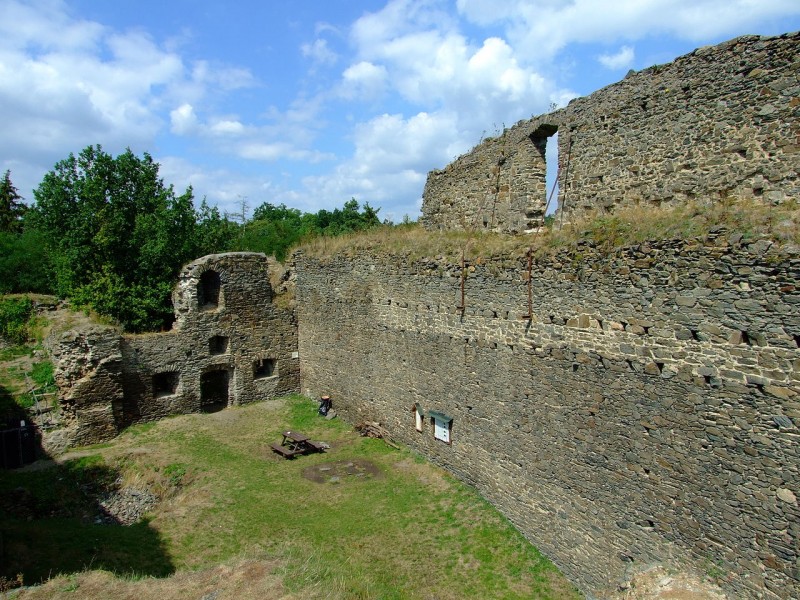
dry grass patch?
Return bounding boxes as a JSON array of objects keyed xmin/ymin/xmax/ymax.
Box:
[
  {"xmin": 14, "ymin": 558, "xmax": 290, "ymax": 600},
  {"xmin": 297, "ymin": 199, "xmax": 800, "ymax": 264}
]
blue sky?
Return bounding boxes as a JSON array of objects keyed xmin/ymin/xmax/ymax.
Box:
[{"xmin": 2, "ymin": 0, "xmax": 799, "ymax": 222}]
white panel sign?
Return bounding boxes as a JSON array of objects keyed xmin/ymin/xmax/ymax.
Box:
[{"xmin": 434, "ymin": 417, "xmax": 450, "ymax": 443}]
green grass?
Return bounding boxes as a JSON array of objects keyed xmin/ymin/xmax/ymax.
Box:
[
  {"xmin": 1, "ymin": 395, "xmax": 581, "ymax": 599},
  {"xmin": 0, "ymin": 345, "xmax": 29, "ymax": 361},
  {"xmin": 28, "ymin": 360, "xmax": 55, "ymax": 389}
]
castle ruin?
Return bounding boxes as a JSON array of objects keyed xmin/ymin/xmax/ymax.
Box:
[
  {"xmin": 45, "ymin": 33, "xmax": 799, "ymax": 600},
  {"xmin": 46, "ymin": 253, "xmax": 299, "ymax": 448}
]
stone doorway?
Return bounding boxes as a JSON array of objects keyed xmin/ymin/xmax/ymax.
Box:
[{"xmin": 200, "ymin": 369, "xmax": 230, "ymax": 413}]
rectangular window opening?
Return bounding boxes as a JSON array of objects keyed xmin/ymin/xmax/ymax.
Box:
[
  {"xmin": 209, "ymin": 335, "xmax": 229, "ymax": 355},
  {"xmin": 153, "ymin": 372, "xmax": 179, "ymax": 398},
  {"xmin": 253, "ymin": 358, "xmax": 276, "ymax": 379},
  {"xmin": 413, "ymin": 404, "xmax": 424, "ymax": 432},
  {"xmin": 544, "ymin": 130, "xmax": 560, "ymax": 217}
]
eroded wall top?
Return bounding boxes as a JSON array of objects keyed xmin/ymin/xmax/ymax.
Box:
[{"xmin": 422, "ymin": 32, "xmax": 800, "ymax": 233}]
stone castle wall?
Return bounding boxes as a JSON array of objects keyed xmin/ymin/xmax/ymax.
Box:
[
  {"xmin": 47, "ymin": 253, "xmax": 299, "ymax": 446},
  {"xmin": 47, "ymin": 326, "xmax": 125, "ymax": 449},
  {"xmin": 294, "ymin": 236, "xmax": 799, "ymax": 599},
  {"xmin": 422, "ymin": 32, "xmax": 800, "ymax": 233}
]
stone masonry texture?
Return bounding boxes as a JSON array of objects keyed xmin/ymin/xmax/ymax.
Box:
[
  {"xmin": 47, "ymin": 253, "xmax": 299, "ymax": 446},
  {"xmin": 295, "ymin": 234, "xmax": 799, "ymax": 599},
  {"xmin": 422, "ymin": 33, "xmax": 800, "ymax": 234}
]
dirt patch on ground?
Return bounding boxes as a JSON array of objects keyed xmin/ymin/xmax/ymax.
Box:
[
  {"xmin": 612, "ymin": 566, "xmax": 729, "ymax": 600},
  {"xmin": 393, "ymin": 457, "xmax": 452, "ymax": 492},
  {"xmin": 302, "ymin": 459, "xmax": 382, "ymax": 484}
]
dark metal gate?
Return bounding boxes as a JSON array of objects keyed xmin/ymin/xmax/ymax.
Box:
[{"xmin": 1, "ymin": 422, "xmax": 36, "ymax": 469}]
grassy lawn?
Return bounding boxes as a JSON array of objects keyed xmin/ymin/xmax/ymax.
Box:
[{"xmin": 1, "ymin": 395, "xmax": 581, "ymax": 599}]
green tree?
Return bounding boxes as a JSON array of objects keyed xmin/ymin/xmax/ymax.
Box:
[
  {"xmin": 243, "ymin": 202, "xmax": 309, "ymax": 260},
  {"xmin": 30, "ymin": 145, "xmax": 200, "ymax": 332},
  {"xmin": 0, "ymin": 296, "xmax": 34, "ymax": 345},
  {"xmin": 0, "ymin": 170, "xmax": 26, "ymax": 233},
  {"xmin": 0, "ymin": 229, "xmax": 53, "ymax": 294},
  {"xmin": 196, "ymin": 198, "xmax": 237, "ymax": 255},
  {"xmin": 315, "ymin": 198, "xmax": 380, "ymax": 235},
  {"xmin": 243, "ymin": 199, "xmax": 381, "ymax": 260},
  {"xmin": 0, "ymin": 172, "xmax": 52, "ymax": 294}
]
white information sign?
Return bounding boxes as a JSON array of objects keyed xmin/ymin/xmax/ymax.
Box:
[{"xmin": 434, "ymin": 417, "xmax": 450, "ymax": 443}]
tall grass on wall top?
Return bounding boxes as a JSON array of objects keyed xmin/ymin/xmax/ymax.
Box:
[
  {"xmin": 298, "ymin": 198, "xmax": 800, "ymax": 263},
  {"xmin": 565, "ymin": 198, "xmax": 800, "ymax": 253}
]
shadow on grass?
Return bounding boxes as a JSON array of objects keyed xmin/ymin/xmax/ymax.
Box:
[
  {"xmin": 0, "ymin": 394, "xmax": 174, "ymax": 586},
  {"xmin": 0, "ymin": 382, "xmax": 25, "ymax": 424}
]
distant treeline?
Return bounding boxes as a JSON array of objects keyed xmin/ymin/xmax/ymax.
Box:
[{"xmin": 0, "ymin": 145, "xmax": 390, "ymax": 332}]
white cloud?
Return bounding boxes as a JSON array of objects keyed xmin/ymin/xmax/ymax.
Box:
[
  {"xmin": 157, "ymin": 155, "xmax": 279, "ymax": 216},
  {"xmin": 457, "ymin": 0, "xmax": 800, "ymax": 60},
  {"xmin": 0, "ymin": 0, "xmax": 269, "ymax": 199},
  {"xmin": 347, "ymin": 8, "xmax": 563, "ymax": 119},
  {"xmin": 237, "ymin": 142, "xmax": 332, "ymax": 164},
  {"xmin": 292, "ymin": 110, "xmax": 461, "ymax": 220},
  {"xmin": 352, "ymin": 111, "xmax": 460, "ymax": 173},
  {"xmin": 238, "ymin": 143, "xmax": 288, "ymax": 161},
  {"xmin": 0, "ymin": 0, "xmax": 105, "ymax": 53},
  {"xmin": 209, "ymin": 119, "xmax": 246, "ymax": 136},
  {"xmin": 301, "ymin": 38, "xmax": 338, "ymax": 66},
  {"xmin": 598, "ymin": 45, "xmax": 635, "ymax": 70},
  {"xmin": 170, "ymin": 104, "xmax": 198, "ymax": 134},
  {"xmin": 454, "ymin": 0, "xmax": 518, "ymax": 24},
  {"xmin": 340, "ymin": 61, "xmax": 388, "ymax": 99},
  {"xmin": 351, "ymin": 0, "xmax": 457, "ymax": 57}
]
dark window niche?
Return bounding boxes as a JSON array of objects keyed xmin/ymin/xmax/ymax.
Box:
[
  {"xmin": 198, "ymin": 270, "xmax": 221, "ymax": 310},
  {"xmin": 153, "ymin": 372, "xmax": 179, "ymax": 398},
  {"xmin": 209, "ymin": 335, "xmax": 229, "ymax": 355},
  {"xmin": 253, "ymin": 358, "xmax": 276, "ymax": 379}
]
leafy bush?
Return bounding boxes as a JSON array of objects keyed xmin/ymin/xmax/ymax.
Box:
[{"xmin": 0, "ymin": 296, "xmax": 34, "ymax": 344}]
